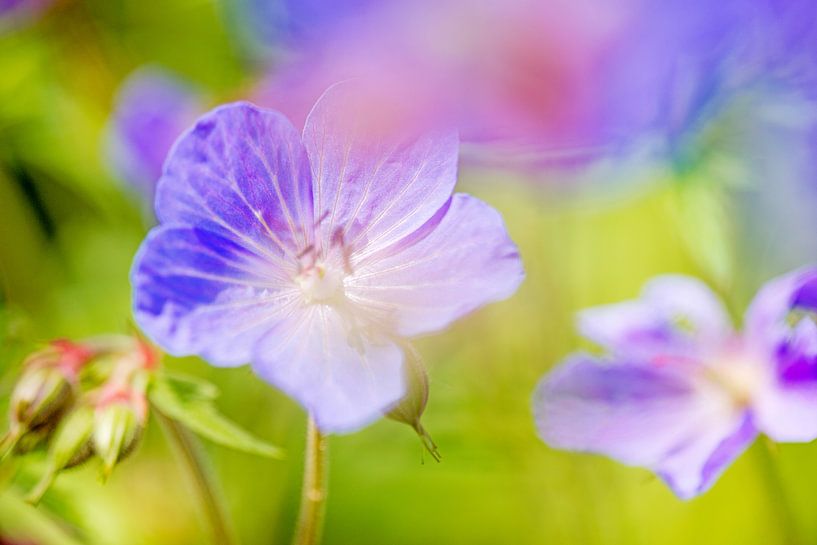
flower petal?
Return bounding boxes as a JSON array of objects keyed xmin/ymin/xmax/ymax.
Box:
[
  {"xmin": 302, "ymin": 81, "xmax": 459, "ymax": 260},
  {"xmin": 743, "ymin": 268, "xmax": 817, "ymax": 441},
  {"xmin": 578, "ymin": 275, "xmax": 732, "ymax": 358},
  {"xmin": 744, "ymin": 267, "xmax": 817, "ymax": 352},
  {"xmin": 656, "ymin": 413, "xmax": 756, "ymax": 499},
  {"xmin": 534, "ymin": 353, "xmax": 756, "ymax": 498},
  {"xmin": 107, "ymin": 68, "xmax": 200, "ymax": 199},
  {"xmin": 132, "ymin": 226, "xmax": 300, "ymax": 366},
  {"xmin": 793, "ymin": 273, "xmax": 817, "ymax": 309},
  {"xmin": 577, "ymin": 301, "xmax": 678, "ymax": 358},
  {"xmin": 345, "ymin": 194, "xmax": 524, "ymax": 337},
  {"xmin": 252, "ymin": 305, "xmax": 405, "ymax": 433},
  {"xmin": 755, "ymin": 317, "xmax": 817, "ymax": 442},
  {"xmin": 640, "ymin": 275, "xmax": 733, "ymax": 339},
  {"xmin": 534, "ymin": 354, "xmax": 701, "ymax": 466},
  {"xmin": 156, "ymin": 102, "xmax": 315, "ymax": 260}
]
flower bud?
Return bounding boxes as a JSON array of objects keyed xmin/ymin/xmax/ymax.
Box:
[
  {"xmin": 1, "ymin": 340, "xmax": 93, "ymax": 459},
  {"xmin": 93, "ymin": 390, "xmax": 147, "ymax": 479},
  {"xmin": 26, "ymin": 405, "xmax": 95, "ymax": 505},
  {"xmin": 78, "ymin": 335, "xmax": 159, "ymax": 389},
  {"xmin": 1, "ymin": 367, "xmax": 74, "ymax": 460},
  {"xmin": 11, "ymin": 366, "xmax": 74, "ymax": 429},
  {"xmin": 386, "ymin": 345, "xmax": 440, "ymax": 462},
  {"xmin": 12, "ymin": 421, "xmax": 56, "ymax": 456}
]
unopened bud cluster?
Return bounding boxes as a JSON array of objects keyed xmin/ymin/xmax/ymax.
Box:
[{"xmin": 0, "ymin": 335, "xmax": 159, "ymax": 503}]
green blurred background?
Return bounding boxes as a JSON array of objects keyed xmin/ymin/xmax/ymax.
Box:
[{"xmin": 1, "ymin": 1, "xmax": 815, "ymax": 544}]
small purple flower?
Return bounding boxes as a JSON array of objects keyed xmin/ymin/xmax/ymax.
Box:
[
  {"xmin": 131, "ymin": 82, "xmax": 524, "ymax": 433},
  {"xmin": 107, "ymin": 68, "xmax": 201, "ymax": 202},
  {"xmin": 534, "ymin": 269, "xmax": 817, "ymax": 499}
]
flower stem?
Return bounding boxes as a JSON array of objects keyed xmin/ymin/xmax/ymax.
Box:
[
  {"xmin": 157, "ymin": 411, "xmax": 235, "ymax": 545},
  {"xmin": 0, "ymin": 489, "xmax": 84, "ymax": 545},
  {"xmin": 292, "ymin": 415, "xmax": 328, "ymax": 545},
  {"xmin": 754, "ymin": 442, "xmax": 801, "ymax": 545}
]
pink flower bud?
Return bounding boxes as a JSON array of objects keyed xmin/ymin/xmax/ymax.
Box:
[
  {"xmin": 0, "ymin": 340, "xmax": 94, "ymax": 459},
  {"xmin": 92, "ymin": 385, "xmax": 148, "ymax": 479}
]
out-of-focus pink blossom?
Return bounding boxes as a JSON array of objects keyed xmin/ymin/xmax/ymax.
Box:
[
  {"xmin": 254, "ymin": 0, "xmax": 634, "ymax": 166},
  {"xmin": 255, "ymin": 0, "xmax": 817, "ymax": 175}
]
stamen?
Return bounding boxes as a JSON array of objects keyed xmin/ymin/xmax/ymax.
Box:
[{"xmin": 330, "ymin": 227, "xmax": 354, "ymax": 275}]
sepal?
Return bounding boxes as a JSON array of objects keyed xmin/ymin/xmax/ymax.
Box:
[{"xmin": 386, "ymin": 344, "xmax": 440, "ymax": 462}]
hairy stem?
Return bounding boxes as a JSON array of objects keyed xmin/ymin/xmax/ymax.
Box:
[
  {"xmin": 157, "ymin": 411, "xmax": 235, "ymax": 545},
  {"xmin": 292, "ymin": 415, "xmax": 328, "ymax": 545}
]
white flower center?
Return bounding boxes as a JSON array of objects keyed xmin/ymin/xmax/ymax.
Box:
[
  {"xmin": 702, "ymin": 350, "xmax": 768, "ymax": 409},
  {"xmin": 296, "ymin": 263, "xmax": 344, "ymax": 304}
]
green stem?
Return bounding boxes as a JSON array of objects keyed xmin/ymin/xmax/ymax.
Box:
[
  {"xmin": 291, "ymin": 415, "xmax": 328, "ymax": 545},
  {"xmin": 754, "ymin": 442, "xmax": 800, "ymax": 545},
  {"xmin": 0, "ymin": 490, "xmax": 83, "ymax": 545},
  {"xmin": 0, "ymin": 427, "xmax": 22, "ymax": 461},
  {"xmin": 157, "ymin": 411, "xmax": 235, "ymax": 545}
]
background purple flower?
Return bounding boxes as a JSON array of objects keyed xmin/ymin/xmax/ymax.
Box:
[
  {"xmin": 252, "ymin": 0, "xmax": 635, "ymax": 164},
  {"xmin": 534, "ymin": 270, "xmax": 817, "ymax": 499},
  {"xmin": 131, "ymin": 82, "xmax": 524, "ymax": 432},
  {"xmin": 106, "ymin": 68, "xmax": 202, "ymax": 203},
  {"xmin": 251, "ymin": 0, "xmax": 817, "ymax": 183}
]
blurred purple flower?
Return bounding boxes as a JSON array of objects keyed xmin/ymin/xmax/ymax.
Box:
[
  {"xmin": 625, "ymin": 0, "xmax": 817, "ymax": 180},
  {"xmin": 253, "ymin": 0, "xmax": 633, "ymax": 163},
  {"xmin": 107, "ymin": 68, "xmax": 202, "ymax": 202},
  {"xmin": 534, "ymin": 269, "xmax": 817, "ymax": 499},
  {"xmin": 253, "ymin": 0, "xmax": 817, "ymax": 176},
  {"xmin": 130, "ymin": 82, "xmax": 524, "ymax": 432}
]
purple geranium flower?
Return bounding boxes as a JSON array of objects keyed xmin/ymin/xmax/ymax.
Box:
[
  {"xmin": 131, "ymin": 82, "xmax": 524, "ymax": 432},
  {"xmin": 252, "ymin": 0, "xmax": 635, "ymax": 167},
  {"xmin": 254, "ymin": 0, "xmax": 817, "ymax": 184},
  {"xmin": 107, "ymin": 68, "xmax": 202, "ymax": 202},
  {"xmin": 534, "ymin": 269, "xmax": 817, "ymax": 499}
]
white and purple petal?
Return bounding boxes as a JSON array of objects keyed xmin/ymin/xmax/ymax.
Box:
[
  {"xmin": 744, "ymin": 267, "xmax": 817, "ymax": 351},
  {"xmin": 640, "ymin": 276, "xmax": 733, "ymax": 341},
  {"xmin": 133, "ymin": 103, "xmax": 315, "ymax": 367},
  {"xmin": 302, "ymin": 81, "xmax": 459, "ymax": 260},
  {"xmin": 745, "ymin": 267, "xmax": 817, "ymax": 441},
  {"xmin": 346, "ymin": 193, "xmax": 523, "ymax": 337},
  {"xmin": 754, "ymin": 349, "xmax": 817, "ymax": 441},
  {"xmin": 578, "ymin": 275, "xmax": 732, "ymax": 359},
  {"xmin": 656, "ymin": 412, "xmax": 756, "ymax": 499},
  {"xmin": 534, "ymin": 353, "xmax": 756, "ymax": 499},
  {"xmin": 107, "ymin": 68, "xmax": 201, "ymax": 200},
  {"xmin": 156, "ymin": 102, "xmax": 314, "ymax": 259},
  {"xmin": 132, "ymin": 226, "xmax": 300, "ymax": 366},
  {"xmin": 252, "ymin": 305, "xmax": 405, "ymax": 432},
  {"xmin": 535, "ymin": 354, "xmax": 702, "ymax": 466}
]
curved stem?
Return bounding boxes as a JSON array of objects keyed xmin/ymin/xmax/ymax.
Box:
[
  {"xmin": 157, "ymin": 411, "xmax": 235, "ymax": 545},
  {"xmin": 292, "ymin": 415, "xmax": 328, "ymax": 545}
]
